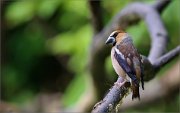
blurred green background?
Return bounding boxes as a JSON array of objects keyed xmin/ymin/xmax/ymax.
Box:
[{"xmin": 1, "ymin": 0, "xmax": 179, "ymax": 112}]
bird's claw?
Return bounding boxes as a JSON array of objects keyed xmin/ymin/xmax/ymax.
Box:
[{"xmin": 114, "ymin": 80, "xmax": 126, "ymax": 86}]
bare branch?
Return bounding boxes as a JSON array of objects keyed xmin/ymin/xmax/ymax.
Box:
[
  {"xmin": 88, "ymin": 0, "xmax": 103, "ymax": 34},
  {"xmin": 153, "ymin": 46, "xmax": 180, "ymax": 69},
  {"xmin": 92, "ymin": 78, "xmax": 130, "ymax": 113}
]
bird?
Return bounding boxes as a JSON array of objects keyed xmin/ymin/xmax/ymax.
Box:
[{"xmin": 105, "ymin": 30, "xmax": 144, "ymax": 100}]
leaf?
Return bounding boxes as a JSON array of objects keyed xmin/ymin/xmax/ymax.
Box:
[{"xmin": 5, "ymin": 1, "xmax": 36, "ymax": 27}]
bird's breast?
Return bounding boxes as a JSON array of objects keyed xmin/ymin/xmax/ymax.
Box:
[{"xmin": 111, "ymin": 47, "xmax": 126, "ymax": 78}]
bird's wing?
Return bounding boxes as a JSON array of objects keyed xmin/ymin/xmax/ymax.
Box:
[
  {"xmin": 114, "ymin": 50, "xmax": 138, "ymax": 85},
  {"xmin": 114, "ymin": 38, "xmax": 142, "ymax": 86}
]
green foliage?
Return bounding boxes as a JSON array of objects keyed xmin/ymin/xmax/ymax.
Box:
[
  {"xmin": 47, "ymin": 25, "xmax": 92, "ymax": 73},
  {"xmin": 5, "ymin": 0, "xmax": 62, "ymax": 28},
  {"xmin": 162, "ymin": 0, "xmax": 180, "ymax": 50},
  {"xmin": 7, "ymin": 23, "xmax": 46, "ymax": 71},
  {"xmin": 58, "ymin": 1, "xmax": 89, "ymax": 32},
  {"xmin": 62, "ymin": 0, "xmax": 88, "ymax": 17},
  {"xmin": 46, "ymin": 25, "xmax": 92, "ymax": 106},
  {"xmin": 2, "ymin": 65, "xmax": 24, "ymax": 100},
  {"xmin": 3, "ymin": 0, "xmax": 92, "ymax": 108},
  {"xmin": 37, "ymin": 0, "xmax": 61, "ymax": 19},
  {"xmin": 127, "ymin": 22, "xmax": 151, "ymax": 55},
  {"xmin": 5, "ymin": 1, "xmax": 36, "ymax": 27},
  {"xmin": 2, "ymin": 21, "xmax": 46, "ymax": 103},
  {"xmin": 102, "ymin": 0, "xmax": 132, "ymax": 25},
  {"xmin": 62, "ymin": 74, "xmax": 86, "ymax": 107}
]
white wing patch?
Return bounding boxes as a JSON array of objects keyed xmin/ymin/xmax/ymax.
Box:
[{"xmin": 115, "ymin": 47, "xmax": 125, "ymax": 60}]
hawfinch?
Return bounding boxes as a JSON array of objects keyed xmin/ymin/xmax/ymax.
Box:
[{"xmin": 105, "ymin": 30, "xmax": 144, "ymax": 100}]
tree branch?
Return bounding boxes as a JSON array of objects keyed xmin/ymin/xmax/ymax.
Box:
[
  {"xmin": 92, "ymin": 78, "xmax": 130, "ymax": 113},
  {"xmin": 153, "ymin": 46, "xmax": 180, "ymax": 70}
]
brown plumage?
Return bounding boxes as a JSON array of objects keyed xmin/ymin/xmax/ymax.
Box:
[{"xmin": 106, "ymin": 30, "xmax": 144, "ymax": 100}]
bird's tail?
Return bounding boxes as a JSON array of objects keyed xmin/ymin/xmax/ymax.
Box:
[{"xmin": 131, "ymin": 82, "xmax": 140, "ymax": 100}]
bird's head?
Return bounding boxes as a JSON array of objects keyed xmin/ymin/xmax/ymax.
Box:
[{"xmin": 105, "ymin": 30, "xmax": 127, "ymax": 46}]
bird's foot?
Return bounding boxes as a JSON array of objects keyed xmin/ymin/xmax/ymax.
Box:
[{"xmin": 114, "ymin": 80, "xmax": 126, "ymax": 86}]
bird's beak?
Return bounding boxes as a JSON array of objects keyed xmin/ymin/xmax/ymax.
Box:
[{"xmin": 105, "ymin": 36, "xmax": 115, "ymax": 45}]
